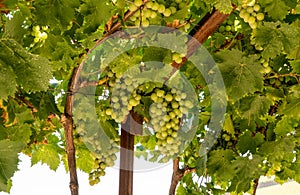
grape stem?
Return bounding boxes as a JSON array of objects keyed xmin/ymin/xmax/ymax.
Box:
[
  {"xmin": 169, "ymin": 158, "xmax": 196, "ymax": 195},
  {"xmin": 266, "ymin": 73, "xmax": 300, "ymax": 84}
]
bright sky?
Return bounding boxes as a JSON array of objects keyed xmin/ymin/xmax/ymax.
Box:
[{"xmin": 0, "ymin": 154, "xmax": 173, "ymax": 195}]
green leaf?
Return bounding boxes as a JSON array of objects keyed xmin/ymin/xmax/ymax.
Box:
[
  {"xmin": 28, "ymin": 92, "xmax": 60, "ymax": 119},
  {"xmin": 216, "ymin": 49, "xmax": 263, "ymax": 101},
  {"xmin": 33, "ymin": 0, "xmax": 80, "ymax": 29},
  {"xmin": 290, "ymin": 60, "xmax": 300, "ymax": 73},
  {"xmin": 274, "ymin": 115, "xmax": 298, "ymax": 137},
  {"xmin": 31, "ymin": 144, "xmax": 61, "ymax": 171},
  {"xmin": 0, "ymin": 140, "xmax": 24, "ymax": 193},
  {"xmin": 260, "ymin": 0, "xmax": 294, "ymax": 20},
  {"xmin": 254, "ymin": 22, "xmax": 300, "ymax": 59},
  {"xmin": 3, "ymin": 11, "xmax": 27, "ymax": 42},
  {"xmin": 278, "ymin": 85, "xmax": 300, "ymax": 117},
  {"xmin": 223, "ymin": 114, "xmax": 235, "ymax": 135},
  {"xmin": 0, "ymin": 39, "xmax": 52, "ymax": 94},
  {"xmin": 76, "ymin": 148, "xmax": 94, "ymax": 173},
  {"xmin": 0, "ymin": 61, "xmax": 17, "ymax": 99},
  {"xmin": 176, "ymin": 184, "xmax": 188, "ymax": 195},
  {"xmin": 0, "ymin": 124, "xmax": 32, "ymax": 143},
  {"xmin": 230, "ymin": 155, "xmax": 264, "ymax": 193},
  {"xmin": 237, "ymin": 131, "xmax": 265, "ymax": 154},
  {"xmin": 207, "ymin": 149, "xmax": 236, "ymax": 180},
  {"xmin": 236, "ymin": 95, "xmax": 273, "ymax": 120},
  {"xmin": 203, "ymin": 0, "xmax": 233, "ymax": 13},
  {"xmin": 79, "ymin": 0, "xmax": 114, "ymax": 31}
]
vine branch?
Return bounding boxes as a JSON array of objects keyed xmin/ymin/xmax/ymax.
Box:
[
  {"xmin": 168, "ymin": 6, "xmax": 236, "ymax": 194},
  {"xmin": 169, "ymin": 158, "xmax": 196, "ymax": 195}
]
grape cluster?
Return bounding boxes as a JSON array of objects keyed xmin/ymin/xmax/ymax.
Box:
[
  {"xmin": 105, "ymin": 73, "xmax": 141, "ymax": 123},
  {"xmin": 128, "ymin": 0, "xmax": 190, "ymax": 30},
  {"xmin": 75, "ymin": 126, "xmax": 119, "ymax": 186},
  {"xmin": 31, "ymin": 25, "xmax": 48, "ymax": 44},
  {"xmin": 259, "ymin": 58, "xmax": 271, "ymax": 74},
  {"xmin": 149, "ymin": 87, "xmax": 194, "ymax": 157},
  {"xmin": 239, "ymin": 1, "xmax": 264, "ymax": 29},
  {"xmin": 88, "ymin": 140, "xmax": 119, "ymax": 185},
  {"xmin": 218, "ymin": 15, "xmax": 241, "ymax": 33}
]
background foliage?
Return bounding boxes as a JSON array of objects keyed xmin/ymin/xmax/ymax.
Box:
[{"xmin": 0, "ymin": 0, "xmax": 299, "ymax": 194}]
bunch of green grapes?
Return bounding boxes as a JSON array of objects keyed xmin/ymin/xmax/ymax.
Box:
[
  {"xmin": 128, "ymin": 0, "xmax": 190, "ymax": 29},
  {"xmin": 75, "ymin": 124, "xmax": 119, "ymax": 186},
  {"xmin": 239, "ymin": 1, "xmax": 265, "ymax": 29},
  {"xmin": 259, "ymin": 57, "xmax": 272, "ymax": 74},
  {"xmin": 88, "ymin": 140, "xmax": 119, "ymax": 185},
  {"xmin": 105, "ymin": 74, "xmax": 141, "ymax": 123},
  {"xmin": 149, "ymin": 87, "xmax": 194, "ymax": 157},
  {"xmin": 31, "ymin": 25, "xmax": 48, "ymax": 44},
  {"xmin": 218, "ymin": 14, "xmax": 242, "ymax": 33}
]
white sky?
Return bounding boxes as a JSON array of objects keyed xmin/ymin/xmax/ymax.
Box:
[{"xmin": 0, "ymin": 154, "xmax": 172, "ymax": 195}]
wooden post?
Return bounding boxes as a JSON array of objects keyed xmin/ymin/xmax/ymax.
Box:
[{"xmin": 119, "ymin": 110, "xmax": 143, "ymax": 195}]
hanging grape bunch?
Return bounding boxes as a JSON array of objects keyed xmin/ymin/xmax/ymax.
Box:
[
  {"xmin": 218, "ymin": 14, "xmax": 241, "ymax": 34},
  {"xmin": 98, "ymin": 48, "xmax": 197, "ymax": 160},
  {"xmin": 74, "ymin": 100, "xmax": 120, "ymax": 186},
  {"xmin": 128, "ymin": 0, "xmax": 191, "ymax": 31},
  {"xmin": 239, "ymin": 0, "xmax": 264, "ymax": 29}
]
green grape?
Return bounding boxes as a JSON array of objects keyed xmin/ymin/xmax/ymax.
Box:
[
  {"xmin": 248, "ymin": 16, "xmax": 256, "ymax": 24},
  {"xmin": 134, "ymin": 0, "xmax": 143, "ymax": 7},
  {"xmin": 33, "ymin": 25, "xmax": 40, "ymax": 32},
  {"xmin": 40, "ymin": 32, "xmax": 48, "ymax": 40},
  {"xmin": 135, "ymin": 19, "xmax": 141, "ymax": 26},
  {"xmin": 225, "ymin": 25, "xmax": 232, "ymax": 32},
  {"xmin": 146, "ymin": 1, "xmax": 153, "ymax": 9},
  {"xmin": 169, "ymin": 6, "xmax": 177, "ymax": 14},
  {"xmin": 256, "ymin": 13, "xmax": 264, "ymax": 21},
  {"xmin": 219, "ymin": 25, "xmax": 225, "ymax": 32},
  {"xmin": 33, "ymin": 37, "xmax": 40, "ymax": 43},
  {"xmin": 142, "ymin": 19, "xmax": 150, "ymax": 27},
  {"xmin": 151, "ymin": 2, "xmax": 159, "ymax": 10},
  {"xmin": 157, "ymin": 4, "xmax": 165, "ymax": 13},
  {"xmin": 129, "ymin": 3, "xmax": 137, "ymax": 12},
  {"xmin": 163, "ymin": 8, "xmax": 172, "ymax": 17},
  {"xmin": 105, "ymin": 108, "xmax": 113, "ymax": 115},
  {"xmin": 143, "ymin": 9, "xmax": 152, "ymax": 18},
  {"xmin": 253, "ymin": 4, "xmax": 260, "ymax": 12},
  {"xmin": 246, "ymin": 6, "xmax": 253, "ymax": 13},
  {"xmin": 165, "ymin": 93, "xmax": 173, "ymax": 101},
  {"xmin": 156, "ymin": 89, "xmax": 165, "ymax": 97},
  {"xmin": 150, "ymin": 11, "xmax": 157, "ymax": 18}
]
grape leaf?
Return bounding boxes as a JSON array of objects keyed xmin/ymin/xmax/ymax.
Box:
[
  {"xmin": 207, "ymin": 149, "xmax": 236, "ymax": 180},
  {"xmin": 0, "ymin": 140, "xmax": 24, "ymax": 193},
  {"xmin": 229, "ymin": 155, "xmax": 264, "ymax": 193},
  {"xmin": 33, "ymin": 0, "xmax": 80, "ymax": 29},
  {"xmin": 78, "ymin": 0, "xmax": 114, "ymax": 31},
  {"xmin": 278, "ymin": 85, "xmax": 300, "ymax": 117},
  {"xmin": 3, "ymin": 11, "xmax": 27, "ymax": 42},
  {"xmin": 0, "ymin": 124, "xmax": 31, "ymax": 143},
  {"xmin": 254, "ymin": 22, "xmax": 300, "ymax": 59},
  {"xmin": 274, "ymin": 116, "xmax": 298, "ymax": 137},
  {"xmin": 290, "ymin": 60, "xmax": 300, "ymax": 73},
  {"xmin": 216, "ymin": 49, "xmax": 263, "ymax": 101},
  {"xmin": 76, "ymin": 148, "xmax": 94, "ymax": 173},
  {"xmin": 236, "ymin": 95, "xmax": 273, "ymax": 120},
  {"xmin": 0, "ymin": 39, "xmax": 52, "ymax": 93},
  {"xmin": 223, "ymin": 114, "xmax": 235, "ymax": 135},
  {"xmin": 0, "ymin": 61, "xmax": 17, "ymax": 100},
  {"xmin": 203, "ymin": 0, "xmax": 233, "ymax": 13},
  {"xmin": 259, "ymin": 0, "xmax": 295, "ymax": 20},
  {"xmin": 237, "ymin": 131, "xmax": 264, "ymax": 154},
  {"xmin": 31, "ymin": 143, "xmax": 61, "ymax": 171}
]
